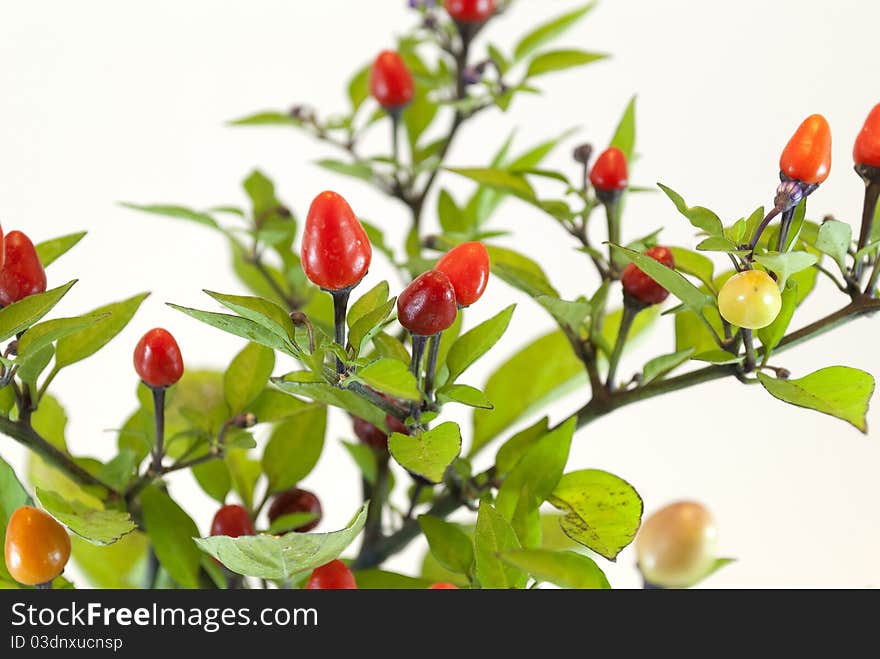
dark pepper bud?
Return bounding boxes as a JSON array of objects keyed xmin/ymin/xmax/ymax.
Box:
[
  {"xmin": 230, "ymin": 413, "xmax": 258, "ymax": 429},
  {"xmin": 572, "ymin": 143, "xmax": 593, "ymax": 166}
]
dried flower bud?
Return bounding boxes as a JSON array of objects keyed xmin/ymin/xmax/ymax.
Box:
[
  {"xmin": 773, "ymin": 179, "xmax": 804, "ymax": 212},
  {"xmin": 572, "ymin": 143, "xmax": 593, "ymax": 165},
  {"xmin": 230, "ymin": 413, "xmax": 258, "ymax": 429},
  {"xmin": 461, "ymin": 66, "xmax": 482, "ymax": 86}
]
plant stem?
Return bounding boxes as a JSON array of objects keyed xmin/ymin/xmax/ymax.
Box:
[
  {"xmin": 775, "ymin": 207, "xmax": 796, "ymax": 252},
  {"xmin": 331, "ymin": 288, "xmax": 352, "ymax": 374},
  {"xmin": 150, "ymin": 387, "xmax": 166, "ymax": 476},
  {"xmin": 747, "ymin": 207, "xmax": 781, "ymax": 254},
  {"xmin": 358, "ymin": 454, "xmax": 390, "ymax": 558},
  {"xmin": 409, "ymin": 334, "xmax": 428, "ymax": 422},
  {"xmin": 742, "ymin": 329, "xmax": 757, "ymax": 372},
  {"xmin": 605, "ymin": 303, "xmax": 638, "ymax": 390},
  {"xmin": 352, "ymin": 295, "xmax": 880, "ymax": 570},
  {"xmin": 36, "ymin": 581, "xmax": 53, "ymax": 590},
  {"xmin": 854, "ymin": 180, "xmax": 880, "ymax": 281},
  {"xmin": 0, "ymin": 416, "xmax": 119, "ymax": 496},
  {"xmin": 144, "ymin": 548, "xmax": 160, "ymax": 590},
  {"xmin": 603, "ymin": 195, "xmax": 621, "ymax": 275},
  {"xmin": 423, "ymin": 333, "xmax": 441, "ymax": 402}
]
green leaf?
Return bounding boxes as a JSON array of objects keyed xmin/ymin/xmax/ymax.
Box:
[
  {"xmin": 446, "ymin": 305, "xmax": 515, "ymax": 384},
  {"xmin": 815, "ymin": 220, "xmax": 852, "ymax": 272},
  {"xmin": 0, "ymin": 281, "xmax": 76, "ymax": 343},
  {"xmin": 669, "ymin": 247, "xmax": 715, "ymax": 290},
  {"xmin": 341, "ymin": 440, "xmax": 378, "ymax": 485},
  {"xmin": 437, "ymin": 383, "xmax": 493, "ymax": 409},
  {"xmin": 753, "ymin": 251, "xmax": 817, "ymax": 288},
  {"xmin": 611, "ymin": 245, "xmax": 715, "ymax": 311},
  {"xmin": 487, "ymin": 245, "xmax": 557, "ymax": 297},
  {"xmin": 192, "ymin": 458, "xmax": 231, "ymax": 503},
  {"xmin": 372, "ymin": 332, "xmax": 410, "ymax": 364},
  {"xmin": 404, "ymin": 90, "xmax": 439, "ymax": 148},
  {"xmin": 347, "ymin": 282, "xmax": 389, "ymax": 328},
  {"xmin": 495, "ymin": 417, "xmax": 550, "ymax": 475},
  {"xmin": 549, "ymin": 469, "xmax": 644, "ymax": 560},
  {"xmin": 265, "ymin": 512, "xmax": 318, "ymax": 535},
  {"xmin": 225, "ymin": 449, "xmax": 261, "ymax": 510},
  {"xmin": 35, "ymin": 488, "xmax": 135, "ymax": 545},
  {"xmin": 0, "ymin": 456, "xmax": 33, "ymax": 581},
  {"xmin": 316, "ymin": 159, "xmax": 374, "ymax": 184},
  {"xmin": 262, "ymin": 405, "xmax": 327, "ymax": 492},
  {"xmin": 71, "ymin": 531, "xmax": 147, "ymax": 589},
  {"xmin": 691, "ymin": 349, "xmax": 743, "ymax": 365},
  {"xmin": 347, "ymin": 63, "xmax": 370, "ymax": 111},
  {"xmin": 357, "ymin": 358, "xmax": 421, "ymax": 401},
  {"xmin": 495, "ymin": 417, "xmax": 574, "ymax": 522},
  {"xmin": 170, "ymin": 304, "xmax": 293, "ymax": 355},
  {"xmin": 224, "ymin": 343, "xmax": 275, "ymax": 413},
  {"xmin": 204, "ymin": 290, "xmax": 296, "ymax": 344},
  {"xmin": 419, "ymin": 515, "xmax": 474, "ymax": 576},
  {"xmin": 609, "ymin": 95, "xmax": 637, "ymax": 162},
  {"xmin": 757, "ymin": 280, "xmax": 798, "ymax": 358},
  {"xmin": 140, "ymin": 485, "xmax": 202, "ymax": 588},
  {"xmin": 194, "ymin": 503, "xmax": 368, "ymax": 580},
  {"xmin": 389, "ymin": 422, "xmax": 462, "ymax": 483},
  {"xmin": 348, "ymin": 298, "xmax": 396, "ymax": 357},
  {"xmin": 448, "ymin": 167, "xmax": 535, "ymax": 200},
  {"xmin": 757, "ymin": 366, "xmax": 874, "ymax": 433},
  {"xmin": 54, "ymin": 293, "xmax": 150, "ymax": 370},
  {"xmin": 474, "ymin": 501, "xmax": 526, "ymax": 589},
  {"xmin": 35, "ymin": 232, "xmax": 87, "ymax": 267},
  {"xmin": 119, "ymin": 203, "xmax": 218, "ymax": 229},
  {"xmin": 17, "ymin": 313, "xmax": 105, "ymax": 363},
  {"xmin": 535, "ymin": 295, "xmax": 589, "ymax": 330},
  {"xmin": 472, "ymin": 331, "xmax": 583, "ymax": 455},
  {"xmin": 500, "ymin": 549, "xmax": 610, "ymax": 589},
  {"xmin": 438, "ymin": 189, "xmax": 469, "ymax": 234},
  {"xmin": 657, "ymin": 183, "xmax": 724, "ymax": 237},
  {"xmin": 228, "ymin": 111, "xmax": 299, "ymax": 127},
  {"xmin": 273, "ymin": 374, "xmax": 386, "ymax": 427},
  {"xmin": 526, "ymin": 49, "xmax": 607, "ymax": 78},
  {"xmin": 513, "ymin": 2, "xmax": 597, "ymax": 61},
  {"xmin": 696, "ymin": 236, "xmax": 740, "ymax": 253},
  {"xmin": 641, "ymin": 348, "xmax": 696, "ymax": 385}
]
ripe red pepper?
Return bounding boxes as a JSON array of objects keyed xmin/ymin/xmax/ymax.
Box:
[
  {"xmin": 779, "ymin": 114, "xmax": 832, "ymax": 184},
  {"xmin": 427, "ymin": 582, "xmax": 459, "ymax": 589},
  {"xmin": 397, "ymin": 270, "xmax": 458, "ymax": 336},
  {"xmin": 306, "ymin": 559, "xmax": 357, "ymax": 589},
  {"xmin": 854, "ymin": 103, "xmax": 880, "ymax": 168},
  {"xmin": 210, "ymin": 504, "xmax": 255, "ymax": 538},
  {"xmin": 301, "ymin": 191, "xmax": 372, "ymax": 291},
  {"xmin": 370, "ymin": 50, "xmax": 414, "ymax": 110},
  {"xmin": 434, "ymin": 241, "xmax": 490, "ymax": 307},
  {"xmin": 133, "ymin": 328, "xmax": 184, "ymax": 389},
  {"xmin": 589, "ymin": 147, "xmax": 628, "ymax": 192},
  {"xmin": 621, "ymin": 246, "xmax": 675, "ymax": 306},
  {"xmin": 267, "ymin": 488, "xmax": 322, "ymax": 533},
  {"xmin": 445, "ymin": 0, "xmax": 496, "ymax": 22},
  {"xmin": 0, "ymin": 230, "xmax": 46, "ymax": 307},
  {"xmin": 352, "ymin": 414, "xmax": 408, "ymax": 451}
]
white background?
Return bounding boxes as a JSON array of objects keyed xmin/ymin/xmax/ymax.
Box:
[{"xmin": 1, "ymin": 0, "xmax": 879, "ymax": 588}]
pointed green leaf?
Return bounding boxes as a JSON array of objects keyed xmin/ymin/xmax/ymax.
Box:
[
  {"xmin": 35, "ymin": 488, "xmax": 135, "ymax": 546},
  {"xmin": 526, "ymin": 49, "xmax": 607, "ymax": 78},
  {"xmin": 657, "ymin": 183, "xmax": 724, "ymax": 237},
  {"xmin": 35, "ymin": 232, "xmax": 87, "ymax": 267},
  {"xmin": 474, "ymin": 501, "xmax": 526, "ymax": 589},
  {"xmin": 224, "ymin": 343, "xmax": 275, "ymax": 413},
  {"xmin": 609, "ymin": 96, "xmax": 637, "ymax": 161},
  {"xmin": 641, "ymin": 348, "xmax": 696, "ymax": 385},
  {"xmin": 611, "ymin": 245, "xmax": 715, "ymax": 311},
  {"xmin": 753, "ymin": 251, "xmax": 817, "ymax": 288},
  {"xmin": 357, "ymin": 358, "xmax": 421, "ymax": 401},
  {"xmin": 500, "ymin": 549, "xmax": 610, "ymax": 589},
  {"xmin": 757, "ymin": 366, "xmax": 874, "ymax": 432},
  {"xmin": 0, "ymin": 281, "xmax": 77, "ymax": 343},
  {"xmin": 815, "ymin": 219, "xmax": 852, "ymax": 272},
  {"xmin": 389, "ymin": 422, "xmax": 462, "ymax": 483},
  {"xmin": 446, "ymin": 305, "xmax": 515, "ymax": 383},
  {"xmin": 119, "ymin": 203, "xmax": 219, "ymax": 228},
  {"xmin": 140, "ymin": 485, "xmax": 202, "ymax": 588},
  {"xmin": 262, "ymin": 405, "xmax": 326, "ymax": 492},
  {"xmin": 419, "ymin": 515, "xmax": 474, "ymax": 576},
  {"xmin": 513, "ymin": 2, "xmax": 597, "ymax": 61}
]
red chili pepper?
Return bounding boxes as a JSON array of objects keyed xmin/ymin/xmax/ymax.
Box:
[
  {"xmin": 854, "ymin": 103, "xmax": 880, "ymax": 168},
  {"xmin": 397, "ymin": 270, "xmax": 458, "ymax": 336},
  {"xmin": 370, "ymin": 50, "xmax": 414, "ymax": 110},
  {"xmin": 210, "ymin": 504, "xmax": 255, "ymax": 538},
  {"xmin": 301, "ymin": 191, "xmax": 372, "ymax": 291},
  {"xmin": 621, "ymin": 246, "xmax": 675, "ymax": 306},
  {"xmin": 589, "ymin": 147, "xmax": 628, "ymax": 192},
  {"xmin": 133, "ymin": 328, "xmax": 184, "ymax": 388},
  {"xmin": 427, "ymin": 582, "xmax": 459, "ymax": 589},
  {"xmin": 0, "ymin": 230, "xmax": 45, "ymax": 306},
  {"xmin": 434, "ymin": 241, "xmax": 490, "ymax": 307},
  {"xmin": 779, "ymin": 114, "xmax": 832, "ymax": 184},
  {"xmin": 352, "ymin": 414, "xmax": 408, "ymax": 451},
  {"xmin": 306, "ymin": 559, "xmax": 357, "ymax": 589},
  {"xmin": 267, "ymin": 488, "xmax": 322, "ymax": 533},
  {"xmin": 445, "ymin": 0, "xmax": 496, "ymax": 22}
]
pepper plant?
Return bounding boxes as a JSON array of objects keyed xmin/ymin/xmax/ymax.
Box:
[{"xmin": 1, "ymin": 0, "xmax": 879, "ymax": 590}]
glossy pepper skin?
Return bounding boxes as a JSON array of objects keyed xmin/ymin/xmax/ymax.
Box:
[
  {"xmin": 370, "ymin": 50, "xmax": 414, "ymax": 110},
  {"xmin": 428, "ymin": 582, "xmax": 459, "ymax": 589},
  {"xmin": 210, "ymin": 504, "xmax": 255, "ymax": 538},
  {"xmin": 133, "ymin": 328, "xmax": 184, "ymax": 388},
  {"xmin": 717, "ymin": 270, "xmax": 782, "ymax": 330},
  {"xmin": 0, "ymin": 230, "xmax": 45, "ymax": 307},
  {"xmin": 621, "ymin": 246, "xmax": 675, "ymax": 306},
  {"xmin": 435, "ymin": 241, "xmax": 490, "ymax": 307},
  {"xmin": 854, "ymin": 103, "xmax": 880, "ymax": 168},
  {"xmin": 589, "ymin": 147, "xmax": 628, "ymax": 192},
  {"xmin": 306, "ymin": 559, "xmax": 357, "ymax": 589},
  {"xmin": 445, "ymin": 0, "xmax": 495, "ymax": 22},
  {"xmin": 779, "ymin": 114, "xmax": 832, "ymax": 184},
  {"xmin": 267, "ymin": 488, "xmax": 322, "ymax": 533},
  {"xmin": 352, "ymin": 414, "xmax": 408, "ymax": 451},
  {"xmin": 4, "ymin": 506, "xmax": 70, "ymax": 586},
  {"xmin": 301, "ymin": 191, "xmax": 372, "ymax": 291},
  {"xmin": 397, "ymin": 270, "xmax": 458, "ymax": 336}
]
